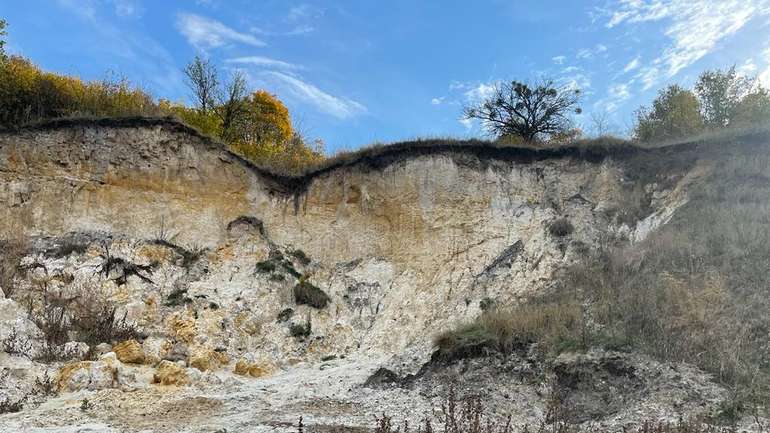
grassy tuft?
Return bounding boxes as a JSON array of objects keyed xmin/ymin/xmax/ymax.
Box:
[
  {"xmin": 434, "ymin": 303, "xmax": 584, "ymax": 361},
  {"xmin": 293, "ymin": 279, "xmax": 331, "ymax": 309}
]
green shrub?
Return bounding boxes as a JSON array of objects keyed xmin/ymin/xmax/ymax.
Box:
[{"xmin": 255, "ymin": 260, "xmax": 276, "ymax": 273}]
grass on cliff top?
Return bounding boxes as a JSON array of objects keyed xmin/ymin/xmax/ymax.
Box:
[{"xmin": 8, "ymin": 116, "xmax": 770, "ymax": 191}]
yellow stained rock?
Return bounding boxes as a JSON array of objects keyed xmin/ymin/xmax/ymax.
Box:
[
  {"xmin": 233, "ymin": 359, "xmax": 274, "ymax": 378},
  {"xmin": 113, "ymin": 339, "xmax": 145, "ymax": 364},
  {"xmin": 189, "ymin": 348, "xmax": 229, "ymax": 372},
  {"xmin": 168, "ymin": 313, "xmax": 197, "ymax": 344},
  {"xmin": 137, "ymin": 243, "xmax": 174, "ymax": 264},
  {"xmin": 152, "ymin": 360, "xmax": 189, "ymax": 386},
  {"xmin": 56, "ymin": 361, "xmax": 92, "ymax": 391}
]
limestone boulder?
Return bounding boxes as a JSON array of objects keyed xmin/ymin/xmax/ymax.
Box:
[
  {"xmin": 113, "ymin": 339, "xmax": 145, "ymax": 364},
  {"xmin": 152, "ymin": 360, "xmax": 189, "ymax": 386},
  {"xmin": 233, "ymin": 358, "xmax": 275, "ymax": 378},
  {"xmin": 57, "ymin": 352, "xmax": 135, "ymax": 392},
  {"xmin": 189, "ymin": 347, "xmax": 229, "ymax": 372}
]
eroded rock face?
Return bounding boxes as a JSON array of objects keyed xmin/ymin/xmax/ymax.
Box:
[
  {"xmin": 0, "ymin": 122, "xmax": 662, "ymax": 364},
  {"xmin": 0, "ymin": 120, "xmax": 729, "ymax": 432}
]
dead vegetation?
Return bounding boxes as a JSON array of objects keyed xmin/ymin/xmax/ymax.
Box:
[
  {"xmin": 0, "ymin": 237, "xmax": 27, "ymax": 298},
  {"xmin": 438, "ymin": 141, "xmax": 770, "ymax": 420},
  {"xmin": 434, "ymin": 303, "xmax": 584, "ymax": 362},
  {"xmin": 298, "ymin": 385, "xmax": 748, "ymax": 433},
  {"xmin": 28, "ymin": 280, "xmax": 139, "ymax": 361}
]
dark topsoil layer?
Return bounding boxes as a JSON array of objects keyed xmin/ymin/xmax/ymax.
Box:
[{"xmin": 4, "ymin": 116, "xmax": 770, "ymax": 196}]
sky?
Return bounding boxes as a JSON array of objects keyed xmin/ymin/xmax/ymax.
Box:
[{"xmin": 2, "ymin": 0, "xmax": 770, "ymax": 152}]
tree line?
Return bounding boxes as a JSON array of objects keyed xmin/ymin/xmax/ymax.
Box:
[
  {"xmin": 464, "ymin": 67, "xmax": 770, "ymax": 145},
  {"xmin": 0, "ymin": 19, "xmax": 323, "ymax": 173}
]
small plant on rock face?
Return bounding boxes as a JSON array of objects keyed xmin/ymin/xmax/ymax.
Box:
[
  {"xmin": 0, "ymin": 237, "xmax": 27, "ymax": 298},
  {"xmin": 548, "ymin": 218, "xmax": 574, "ymax": 237},
  {"xmin": 289, "ymin": 312, "xmax": 312, "ymax": 339},
  {"xmin": 1, "ymin": 327, "xmax": 33, "ymax": 358},
  {"xmin": 255, "ymin": 260, "xmax": 276, "ymax": 273},
  {"xmin": 289, "ymin": 321, "xmax": 311, "ymax": 339},
  {"xmin": 290, "ymin": 249, "xmax": 311, "ymax": 265},
  {"xmin": 165, "ymin": 287, "xmax": 193, "ymax": 307},
  {"xmin": 293, "ymin": 278, "xmax": 330, "ymax": 309}
]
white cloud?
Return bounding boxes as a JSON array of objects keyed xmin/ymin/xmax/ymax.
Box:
[
  {"xmin": 176, "ymin": 13, "xmax": 265, "ymax": 49},
  {"xmin": 463, "ymin": 82, "xmax": 497, "ymax": 102},
  {"xmin": 252, "ymin": 25, "xmax": 315, "ymax": 36},
  {"xmin": 227, "ymin": 56, "xmax": 302, "ymax": 70},
  {"xmin": 459, "ymin": 117, "xmax": 474, "ymax": 129},
  {"xmin": 623, "ymin": 56, "xmax": 641, "ymax": 73},
  {"xmin": 287, "ymin": 4, "xmax": 323, "ymax": 22},
  {"xmin": 605, "ymin": 0, "xmax": 769, "ymax": 87},
  {"xmin": 552, "ymin": 55, "xmax": 567, "ymax": 65},
  {"xmin": 738, "ymin": 58, "xmax": 758, "ymax": 76},
  {"xmin": 760, "ymin": 47, "xmax": 770, "ymax": 86},
  {"xmin": 431, "ymin": 97, "xmax": 445, "ymax": 105},
  {"xmin": 562, "ymin": 73, "xmax": 591, "ymax": 91},
  {"xmin": 576, "ymin": 44, "xmax": 610, "ymax": 60},
  {"xmin": 637, "ymin": 66, "xmax": 662, "ymax": 90},
  {"xmin": 55, "ymin": 0, "xmax": 186, "ymax": 97},
  {"xmin": 577, "ymin": 48, "xmax": 593, "ymax": 59},
  {"xmin": 109, "ymin": 0, "xmax": 140, "ymax": 17},
  {"xmin": 609, "ymin": 83, "xmax": 631, "ymax": 99},
  {"xmin": 263, "ymin": 71, "xmax": 366, "ymax": 119},
  {"xmin": 57, "ymin": 0, "xmax": 97, "ymax": 20},
  {"xmin": 594, "ymin": 81, "xmax": 634, "ymax": 112}
]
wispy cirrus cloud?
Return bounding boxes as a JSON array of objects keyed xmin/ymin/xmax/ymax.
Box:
[
  {"xmin": 552, "ymin": 55, "xmax": 567, "ymax": 65},
  {"xmin": 605, "ymin": 0, "xmax": 770, "ymax": 88},
  {"xmin": 262, "ymin": 71, "xmax": 365, "ymax": 119},
  {"xmin": 176, "ymin": 13, "xmax": 265, "ymax": 49},
  {"xmin": 226, "ymin": 56, "xmax": 303, "ymax": 71},
  {"xmin": 593, "ymin": 81, "xmax": 635, "ymax": 113},
  {"xmin": 54, "ymin": 0, "xmax": 185, "ymax": 97},
  {"xmin": 623, "ymin": 56, "xmax": 641, "ymax": 73},
  {"xmin": 576, "ymin": 44, "xmax": 608, "ymax": 60},
  {"xmin": 109, "ymin": 0, "xmax": 140, "ymax": 17}
]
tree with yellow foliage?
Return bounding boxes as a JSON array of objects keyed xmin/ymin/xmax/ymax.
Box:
[
  {"xmin": 228, "ymin": 91, "xmax": 294, "ymax": 165},
  {"xmin": 0, "ymin": 18, "xmax": 325, "ymax": 172}
]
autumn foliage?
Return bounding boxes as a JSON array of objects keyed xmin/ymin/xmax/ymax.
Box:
[{"xmin": 0, "ymin": 22, "xmax": 323, "ymax": 172}]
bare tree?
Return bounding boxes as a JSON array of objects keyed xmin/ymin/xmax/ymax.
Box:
[
  {"xmin": 589, "ymin": 109, "xmax": 613, "ymax": 137},
  {"xmin": 218, "ymin": 70, "xmax": 248, "ymax": 140},
  {"xmin": 463, "ymin": 79, "xmax": 582, "ymax": 142},
  {"xmin": 183, "ymin": 55, "xmax": 220, "ymax": 113}
]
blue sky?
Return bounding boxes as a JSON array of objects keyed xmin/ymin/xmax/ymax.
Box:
[{"xmin": 2, "ymin": 0, "xmax": 770, "ymax": 152}]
